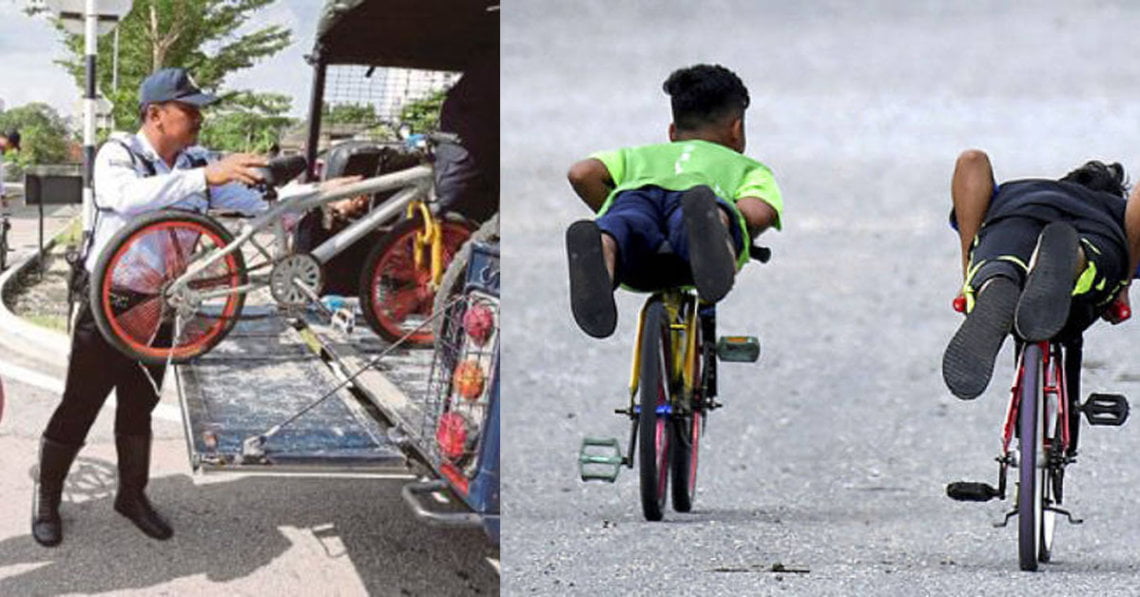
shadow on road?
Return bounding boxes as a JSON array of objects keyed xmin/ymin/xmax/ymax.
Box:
[{"xmin": 0, "ymin": 457, "xmax": 497, "ymax": 595}]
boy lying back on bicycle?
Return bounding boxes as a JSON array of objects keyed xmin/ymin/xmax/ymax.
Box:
[
  {"xmin": 942, "ymin": 150, "xmax": 1140, "ymax": 399},
  {"xmin": 564, "ymin": 63, "xmax": 783, "ymax": 338}
]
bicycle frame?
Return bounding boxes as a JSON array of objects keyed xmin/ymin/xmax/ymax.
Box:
[
  {"xmin": 1002, "ymin": 341, "xmax": 1071, "ymax": 462},
  {"xmin": 628, "ymin": 291, "xmax": 701, "ymax": 411},
  {"xmin": 168, "ymin": 164, "xmax": 435, "ymax": 304}
]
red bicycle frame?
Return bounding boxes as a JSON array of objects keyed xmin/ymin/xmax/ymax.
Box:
[{"xmin": 1000, "ymin": 342, "xmax": 1070, "ymax": 458}]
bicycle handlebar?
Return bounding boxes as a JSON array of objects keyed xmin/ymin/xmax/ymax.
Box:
[
  {"xmin": 750, "ymin": 244, "xmax": 771, "ymax": 263},
  {"xmin": 951, "ymin": 293, "xmax": 1131, "ymax": 323}
]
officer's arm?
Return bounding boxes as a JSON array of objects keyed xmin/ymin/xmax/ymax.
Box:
[
  {"xmin": 208, "ymin": 181, "xmax": 268, "ymax": 215},
  {"xmin": 567, "ymin": 158, "xmax": 613, "ymax": 213},
  {"xmin": 95, "ymin": 143, "xmax": 208, "ymax": 216}
]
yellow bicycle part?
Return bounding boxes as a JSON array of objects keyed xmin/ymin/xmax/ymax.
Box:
[{"xmin": 405, "ymin": 201, "xmax": 446, "ymax": 288}]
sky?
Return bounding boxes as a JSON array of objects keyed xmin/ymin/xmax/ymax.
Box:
[{"xmin": 0, "ymin": 0, "xmax": 324, "ymax": 119}]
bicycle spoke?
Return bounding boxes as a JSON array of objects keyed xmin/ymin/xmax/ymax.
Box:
[{"xmin": 114, "ymin": 295, "xmax": 164, "ymax": 345}]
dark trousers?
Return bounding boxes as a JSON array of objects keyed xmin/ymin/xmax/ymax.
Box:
[
  {"xmin": 43, "ymin": 300, "xmax": 166, "ymax": 444},
  {"xmin": 968, "ymin": 214, "xmax": 1129, "ymax": 340},
  {"xmin": 596, "ymin": 186, "xmax": 744, "ymax": 292}
]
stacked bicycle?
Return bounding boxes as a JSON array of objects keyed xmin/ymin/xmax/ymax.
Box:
[
  {"xmin": 946, "ymin": 295, "xmax": 1131, "ymax": 571},
  {"xmin": 88, "ymin": 132, "xmax": 475, "ymax": 365},
  {"xmin": 578, "ymin": 246, "xmax": 769, "ymax": 521}
]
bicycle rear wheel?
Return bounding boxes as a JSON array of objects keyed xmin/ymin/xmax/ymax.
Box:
[
  {"xmin": 639, "ymin": 300, "xmax": 672, "ymax": 521},
  {"xmin": 1018, "ymin": 343, "xmax": 1044, "ymax": 571},
  {"xmin": 359, "ymin": 213, "xmax": 472, "ymax": 346},
  {"xmin": 671, "ymin": 307, "xmax": 704, "ymax": 513},
  {"xmin": 90, "ymin": 210, "xmax": 247, "ymax": 365}
]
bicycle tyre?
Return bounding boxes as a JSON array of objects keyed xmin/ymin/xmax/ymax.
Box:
[
  {"xmin": 639, "ymin": 299, "xmax": 672, "ymax": 521},
  {"xmin": 1018, "ymin": 343, "xmax": 1043, "ymax": 572},
  {"xmin": 89, "ymin": 210, "xmax": 247, "ymax": 365},
  {"xmin": 671, "ymin": 306, "xmax": 704, "ymax": 513},
  {"xmin": 358, "ymin": 213, "xmax": 473, "ymax": 346},
  {"xmin": 431, "ymin": 214, "xmax": 499, "ymax": 341}
]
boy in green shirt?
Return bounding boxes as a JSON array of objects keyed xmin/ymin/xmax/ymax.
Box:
[{"xmin": 565, "ymin": 63, "xmax": 784, "ymax": 338}]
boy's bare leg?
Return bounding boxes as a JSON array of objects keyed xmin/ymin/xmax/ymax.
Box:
[
  {"xmin": 951, "ymin": 149, "xmax": 995, "ymax": 278},
  {"xmin": 600, "ymin": 233, "xmax": 617, "ymax": 282}
]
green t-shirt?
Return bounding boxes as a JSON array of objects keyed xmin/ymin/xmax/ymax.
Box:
[{"xmin": 590, "ymin": 141, "xmax": 784, "ymax": 258}]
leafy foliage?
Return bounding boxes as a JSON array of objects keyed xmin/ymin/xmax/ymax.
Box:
[
  {"xmin": 0, "ymin": 103, "xmax": 76, "ymax": 179},
  {"xmin": 52, "ymin": 0, "xmax": 292, "ymax": 148},
  {"xmin": 399, "ymin": 89, "xmax": 446, "ymax": 134},
  {"xmin": 198, "ymin": 91, "xmax": 295, "ymax": 153}
]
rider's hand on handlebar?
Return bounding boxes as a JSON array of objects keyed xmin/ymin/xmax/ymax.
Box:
[
  {"xmin": 1102, "ymin": 285, "xmax": 1132, "ymax": 324},
  {"xmin": 204, "ymin": 153, "xmax": 268, "ymax": 187}
]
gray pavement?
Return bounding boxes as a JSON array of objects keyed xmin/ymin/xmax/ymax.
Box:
[{"xmin": 503, "ymin": 2, "xmax": 1140, "ymax": 595}]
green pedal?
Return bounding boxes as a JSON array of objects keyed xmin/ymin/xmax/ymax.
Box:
[
  {"xmin": 579, "ymin": 437, "xmax": 623, "ymax": 482},
  {"xmin": 717, "ymin": 335, "xmax": 760, "ymax": 362}
]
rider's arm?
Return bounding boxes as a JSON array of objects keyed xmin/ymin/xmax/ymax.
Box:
[
  {"xmin": 1123, "ymin": 183, "xmax": 1140, "ymax": 287},
  {"xmin": 950, "ymin": 149, "xmax": 995, "ymax": 278},
  {"xmin": 94, "ymin": 143, "xmax": 211, "ymax": 216},
  {"xmin": 567, "ymin": 158, "xmax": 613, "ymax": 213},
  {"xmin": 736, "ymin": 197, "xmax": 778, "ymax": 236},
  {"xmin": 735, "ymin": 165, "xmax": 783, "ymax": 236}
]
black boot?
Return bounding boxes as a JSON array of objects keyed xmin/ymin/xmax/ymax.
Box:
[
  {"xmin": 32, "ymin": 436, "xmax": 82, "ymax": 547},
  {"xmin": 113, "ymin": 434, "xmax": 173, "ymax": 540}
]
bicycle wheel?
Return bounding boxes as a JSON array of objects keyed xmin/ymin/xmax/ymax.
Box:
[
  {"xmin": 90, "ymin": 210, "xmax": 247, "ymax": 365},
  {"xmin": 639, "ymin": 299, "xmax": 672, "ymax": 521},
  {"xmin": 1017, "ymin": 343, "xmax": 1044, "ymax": 571},
  {"xmin": 359, "ymin": 213, "xmax": 473, "ymax": 346},
  {"xmin": 671, "ymin": 306, "xmax": 704, "ymax": 513},
  {"xmin": 432, "ymin": 214, "xmax": 499, "ymax": 341}
]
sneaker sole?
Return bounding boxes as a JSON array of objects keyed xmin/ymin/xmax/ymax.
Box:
[
  {"xmin": 1015, "ymin": 222, "xmax": 1080, "ymax": 342},
  {"xmin": 566, "ymin": 220, "xmax": 617, "ymax": 338},
  {"xmin": 681, "ymin": 187, "xmax": 735, "ymax": 303},
  {"xmin": 942, "ymin": 277, "xmax": 1019, "ymax": 400}
]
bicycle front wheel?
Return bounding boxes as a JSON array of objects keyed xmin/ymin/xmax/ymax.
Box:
[
  {"xmin": 359, "ymin": 214, "xmax": 473, "ymax": 346},
  {"xmin": 639, "ymin": 299, "xmax": 672, "ymax": 521},
  {"xmin": 1017, "ymin": 343, "xmax": 1044, "ymax": 571},
  {"xmin": 90, "ymin": 210, "xmax": 247, "ymax": 365}
]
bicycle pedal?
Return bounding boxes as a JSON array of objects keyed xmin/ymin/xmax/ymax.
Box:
[
  {"xmin": 579, "ymin": 437, "xmax": 623, "ymax": 483},
  {"xmin": 1081, "ymin": 393, "xmax": 1129, "ymax": 426},
  {"xmin": 717, "ymin": 335, "xmax": 760, "ymax": 362},
  {"xmin": 946, "ymin": 481, "xmax": 1000, "ymax": 502}
]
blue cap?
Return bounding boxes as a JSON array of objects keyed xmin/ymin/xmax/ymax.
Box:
[{"xmin": 138, "ymin": 68, "xmax": 218, "ymax": 109}]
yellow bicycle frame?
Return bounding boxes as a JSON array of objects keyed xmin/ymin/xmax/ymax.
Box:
[
  {"xmin": 407, "ymin": 200, "xmax": 446, "ymax": 287},
  {"xmin": 627, "ymin": 290, "xmax": 703, "ymax": 412}
]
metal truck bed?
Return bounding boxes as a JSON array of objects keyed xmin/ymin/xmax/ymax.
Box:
[{"xmin": 175, "ymin": 306, "xmax": 421, "ymax": 477}]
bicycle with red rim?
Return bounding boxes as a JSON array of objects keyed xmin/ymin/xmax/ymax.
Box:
[
  {"xmin": 88, "ymin": 132, "xmax": 474, "ymax": 365},
  {"xmin": 578, "ymin": 246, "xmax": 770, "ymax": 521},
  {"xmin": 946, "ymin": 294, "xmax": 1131, "ymax": 571}
]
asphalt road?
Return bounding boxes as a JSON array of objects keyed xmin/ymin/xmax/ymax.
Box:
[{"xmin": 502, "ymin": 2, "xmax": 1140, "ymax": 594}]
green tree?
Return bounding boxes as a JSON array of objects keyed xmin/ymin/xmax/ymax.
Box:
[
  {"xmin": 399, "ymin": 89, "xmax": 446, "ymax": 133},
  {"xmin": 198, "ymin": 91, "xmax": 295, "ymax": 153},
  {"xmin": 51, "ymin": 0, "xmax": 291, "ymax": 142},
  {"xmin": 0, "ymin": 103, "xmax": 76, "ymax": 180},
  {"xmin": 322, "ymin": 102, "xmax": 379, "ymax": 126}
]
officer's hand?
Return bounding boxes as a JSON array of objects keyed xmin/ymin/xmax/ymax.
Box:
[{"xmin": 204, "ymin": 153, "xmax": 268, "ymax": 186}]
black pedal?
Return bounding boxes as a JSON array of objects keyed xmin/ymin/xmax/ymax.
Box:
[
  {"xmin": 946, "ymin": 481, "xmax": 999, "ymax": 502},
  {"xmin": 1082, "ymin": 393, "xmax": 1129, "ymax": 426}
]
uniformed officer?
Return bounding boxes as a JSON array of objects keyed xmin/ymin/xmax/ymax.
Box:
[{"xmin": 32, "ymin": 68, "xmax": 270, "ymax": 547}]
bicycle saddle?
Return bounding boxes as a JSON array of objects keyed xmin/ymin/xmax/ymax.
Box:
[{"xmin": 254, "ymin": 155, "xmax": 308, "ymax": 188}]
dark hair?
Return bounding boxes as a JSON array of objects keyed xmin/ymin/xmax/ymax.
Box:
[
  {"xmin": 1060, "ymin": 160, "xmax": 1129, "ymax": 198},
  {"xmin": 662, "ymin": 64, "xmax": 750, "ymax": 131}
]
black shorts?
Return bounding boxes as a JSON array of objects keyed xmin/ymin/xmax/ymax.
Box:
[{"xmin": 966, "ymin": 214, "xmax": 1128, "ymax": 337}]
